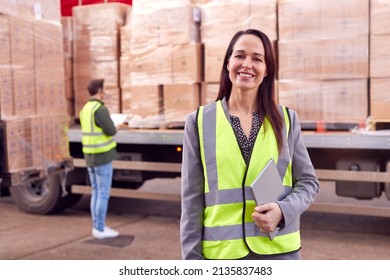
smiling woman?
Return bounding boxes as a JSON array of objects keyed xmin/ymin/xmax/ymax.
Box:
[{"xmin": 180, "ymin": 29, "xmax": 319, "ymax": 260}]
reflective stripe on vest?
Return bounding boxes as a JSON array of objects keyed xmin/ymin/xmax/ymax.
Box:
[
  {"xmin": 197, "ymin": 100, "xmax": 300, "ymax": 259},
  {"xmin": 80, "ymin": 100, "xmax": 116, "ymax": 154}
]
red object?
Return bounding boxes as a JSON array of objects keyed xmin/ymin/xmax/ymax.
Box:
[{"xmin": 61, "ymin": 0, "xmax": 132, "ymax": 16}]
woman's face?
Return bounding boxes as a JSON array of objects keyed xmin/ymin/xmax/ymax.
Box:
[{"xmin": 227, "ymin": 34, "xmax": 267, "ymax": 92}]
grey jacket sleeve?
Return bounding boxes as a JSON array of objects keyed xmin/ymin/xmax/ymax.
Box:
[
  {"xmin": 180, "ymin": 111, "xmax": 205, "ymax": 260},
  {"xmin": 277, "ymin": 109, "xmax": 320, "ymax": 227}
]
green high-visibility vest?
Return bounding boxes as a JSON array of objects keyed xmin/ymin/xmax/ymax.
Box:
[
  {"xmin": 79, "ymin": 100, "xmax": 116, "ymax": 154},
  {"xmin": 197, "ymin": 100, "xmax": 300, "ymax": 259}
]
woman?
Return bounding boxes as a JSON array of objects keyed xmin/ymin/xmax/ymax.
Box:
[{"xmin": 180, "ymin": 29, "xmax": 319, "ymax": 260}]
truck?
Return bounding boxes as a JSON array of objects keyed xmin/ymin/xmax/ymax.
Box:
[
  {"xmin": 3, "ymin": 122, "xmax": 390, "ymax": 217},
  {"xmin": 1, "ymin": 0, "xmax": 390, "ymax": 217}
]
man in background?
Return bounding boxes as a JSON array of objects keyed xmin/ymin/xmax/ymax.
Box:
[{"xmin": 79, "ymin": 79, "xmax": 119, "ymax": 239}]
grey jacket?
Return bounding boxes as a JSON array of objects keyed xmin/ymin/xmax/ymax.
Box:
[{"xmin": 180, "ymin": 98, "xmax": 319, "ymax": 260}]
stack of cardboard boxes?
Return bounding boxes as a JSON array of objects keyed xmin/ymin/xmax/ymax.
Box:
[
  {"xmin": 72, "ymin": 3, "xmax": 129, "ymax": 116},
  {"xmin": 0, "ymin": 0, "xmax": 69, "ymax": 172},
  {"xmin": 65, "ymin": 0, "xmax": 390, "ymax": 129},
  {"xmin": 127, "ymin": 0, "xmax": 202, "ymax": 127},
  {"xmin": 200, "ymin": 0, "xmax": 277, "ymax": 104},
  {"xmin": 277, "ymin": 0, "xmax": 369, "ymax": 122},
  {"xmin": 370, "ymin": 0, "xmax": 390, "ymax": 120}
]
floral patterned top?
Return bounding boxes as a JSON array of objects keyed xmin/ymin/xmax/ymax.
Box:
[{"xmin": 230, "ymin": 111, "xmax": 263, "ymax": 164}]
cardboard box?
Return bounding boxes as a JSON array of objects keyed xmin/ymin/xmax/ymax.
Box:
[
  {"xmin": 62, "ymin": 16, "xmax": 73, "ymax": 58},
  {"xmin": 200, "ymin": 82, "xmax": 219, "ymax": 105},
  {"xmin": 278, "ymin": 79, "xmax": 368, "ymax": 121},
  {"xmin": 370, "ymin": 0, "xmax": 390, "ymax": 35},
  {"xmin": 278, "ymin": 0, "xmax": 368, "ymax": 40},
  {"xmin": 203, "ymin": 43, "xmax": 225, "ymax": 83},
  {"xmin": 35, "ymin": 67, "xmax": 65, "ymax": 115},
  {"xmin": 30, "ymin": 116, "xmax": 44, "ymax": 168},
  {"xmin": 172, "ymin": 43, "xmax": 203, "ymax": 83},
  {"xmin": 322, "ymin": 79, "xmax": 368, "ymax": 121},
  {"xmin": 73, "ymin": 32, "xmax": 119, "ymax": 62},
  {"xmin": 248, "ymin": 0, "xmax": 277, "ymax": 41},
  {"xmin": 201, "ymin": 2, "xmax": 250, "ymax": 44},
  {"xmin": 278, "ymin": 37, "xmax": 368, "ymax": 80},
  {"xmin": 0, "ymin": 66, "xmax": 15, "ymax": 119},
  {"xmin": 163, "ymin": 84, "xmax": 200, "ymax": 123},
  {"xmin": 158, "ymin": 6, "xmax": 200, "ymax": 45},
  {"xmin": 3, "ymin": 117, "xmax": 32, "ymax": 172},
  {"xmin": 41, "ymin": 117, "xmax": 53, "ymax": 164},
  {"xmin": 51, "ymin": 114, "xmax": 70, "ymax": 162},
  {"xmin": 278, "ymin": 40, "xmax": 322, "ymax": 80},
  {"xmin": 278, "ymin": 0, "xmax": 321, "ymax": 40},
  {"xmin": 278, "ymin": 80, "xmax": 323, "ymax": 121},
  {"xmin": 370, "ymin": 78, "xmax": 390, "ymax": 119},
  {"xmin": 9, "ymin": 16, "xmax": 34, "ymax": 69},
  {"xmin": 0, "ymin": 15, "xmax": 11, "ymax": 65},
  {"xmin": 128, "ymin": 85, "xmax": 163, "ymax": 127},
  {"xmin": 370, "ymin": 35, "xmax": 390, "ymax": 78},
  {"xmin": 320, "ymin": 0, "xmax": 369, "ymax": 38},
  {"xmin": 121, "ymin": 87, "xmax": 132, "ymax": 115},
  {"xmin": 130, "ymin": 11, "xmax": 159, "ymax": 51},
  {"xmin": 120, "ymin": 57, "xmax": 131, "ymax": 88},
  {"xmin": 13, "ymin": 66, "xmax": 36, "ymax": 116},
  {"xmin": 34, "ymin": 20, "xmax": 64, "ymax": 70},
  {"xmin": 120, "ymin": 25, "xmax": 132, "ymax": 57},
  {"xmin": 130, "ymin": 46, "xmax": 172, "ymax": 86},
  {"xmin": 321, "ymin": 37, "xmax": 368, "ymax": 80}
]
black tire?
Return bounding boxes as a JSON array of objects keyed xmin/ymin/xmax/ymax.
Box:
[
  {"xmin": 9, "ymin": 174, "xmax": 63, "ymax": 215},
  {"xmin": 385, "ymin": 161, "xmax": 390, "ymax": 200},
  {"xmin": 56, "ymin": 187, "xmax": 83, "ymax": 210}
]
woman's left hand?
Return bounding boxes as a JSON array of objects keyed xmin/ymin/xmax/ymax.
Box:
[{"xmin": 251, "ymin": 203, "xmax": 283, "ymax": 233}]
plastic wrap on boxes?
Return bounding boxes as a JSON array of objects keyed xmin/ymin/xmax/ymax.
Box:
[
  {"xmin": 130, "ymin": 0, "xmax": 200, "ymax": 51},
  {"xmin": 0, "ymin": 0, "xmax": 61, "ymax": 22},
  {"xmin": 278, "ymin": 0, "xmax": 369, "ymax": 40},
  {"xmin": 277, "ymin": 0, "xmax": 370, "ymax": 123},
  {"xmin": 0, "ymin": 66, "xmax": 14, "ymax": 119},
  {"xmin": 10, "ymin": 16, "xmax": 34, "ymax": 69},
  {"xmin": 2, "ymin": 118, "xmax": 32, "ymax": 172},
  {"xmin": 13, "ymin": 65, "xmax": 36, "ymax": 116},
  {"xmin": 72, "ymin": 3, "xmax": 129, "ymax": 116},
  {"xmin": 158, "ymin": 5, "xmax": 200, "ymax": 46},
  {"xmin": 278, "ymin": 37, "xmax": 368, "ymax": 80},
  {"xmin": 200, "ymin": 0, "xmax": 277, "ymax": 82},
  {"xmin": 1, "ymin": 114, "xmax": 69, "ymax": 172},
  {"xmin": 52, "ymin": 114, "xmax": 71, "ymax": 162},
  {"xmin": 201, "ymin": 0, "xmax": 277, "ymax": 43},
  {"xmin": 130, "ymin": 46, "xmax": 173, "ymax": 86},
  {"xmin": 127, "ymin": 85, "xmax": 164, "ymax": 128},
  {"xmin": 278, "ymin": 79, "xmax": 368, "ymax": 122},
  {"xmin": 0, "ymin": 15, "xmax": 11, "ymax": 65},
  {"xmin": 0, "ymin": 2, "xmax": 70, "ymax": 175}
]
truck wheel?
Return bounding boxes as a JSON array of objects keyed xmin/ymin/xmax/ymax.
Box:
[
  {"xmin": 385, "ymin": 161, "xmax": 390, "ymax": 200},
  {"xmin": 56, "ymin": 186, "xmax": 83, "ymax": 210},
  {"xmin": 9, "ymin": 173, "xmax": 62, "ymax": 215}
]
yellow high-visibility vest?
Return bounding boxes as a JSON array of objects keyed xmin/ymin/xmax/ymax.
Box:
[
  {"xmin": 197, "ymin": 100, "xmax": 300, "ymax": 259},
  {"xmin": 79, "ymin": 100, "xmax": 116, "ymax": 154}
]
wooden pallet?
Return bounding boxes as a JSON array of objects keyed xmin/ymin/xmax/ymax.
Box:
[{"xmin": 368, "ymin": 118, "xmax": 390, "ymax": 131}]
